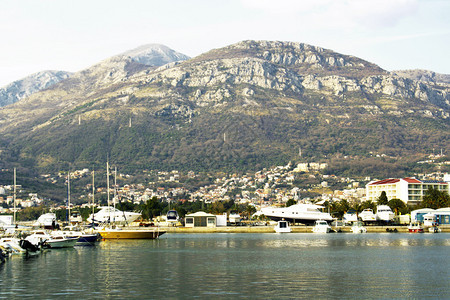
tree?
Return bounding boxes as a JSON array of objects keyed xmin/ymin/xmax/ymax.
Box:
[
  {"xmin": 377, "ymin": 191, "xmax": 389, "ymax": 205},
  {"xmin": 361, "ymin": 200, "xmax": 376, "ymax": 211},
  {"xmin": 285, "ymin": 199, "xmax": 297, "ymax": 207},
  {"xmin": 421, "ymin": 187, "xmax": 450, "ymax": 209},
  {"xmin": 210, "ymin": 201, "xmax": 225, "ymax": 214},
  {"xmin": 142, "ymin": 196, "xmax": 162, "ymax": 220},
  {"xmin": 388, "ymin": 198, "xmax": 406, "ymax": 215}
]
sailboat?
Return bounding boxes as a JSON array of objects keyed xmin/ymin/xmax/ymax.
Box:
[{"xmin": 95, "ymin": 162, "xmax": 165, "ymax": 239}]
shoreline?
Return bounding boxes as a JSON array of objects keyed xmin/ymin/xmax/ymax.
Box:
[{"xmin": 153, "ymin": 225, "xmax": 450, "ymax": 233}]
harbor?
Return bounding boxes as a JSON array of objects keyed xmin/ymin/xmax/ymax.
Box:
[{"xmin": 1, "ymin": 233, "xmax": 449, "ymax": 298}]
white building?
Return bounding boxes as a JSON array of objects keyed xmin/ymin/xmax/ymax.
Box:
[{"xmin": 366, "ymin": 177, "xmax": 449, "ymax": 205}]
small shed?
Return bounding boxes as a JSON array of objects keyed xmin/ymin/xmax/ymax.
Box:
[{"xmin": 185, "ymin": 212, "xmax": 216, "ymax": 228}]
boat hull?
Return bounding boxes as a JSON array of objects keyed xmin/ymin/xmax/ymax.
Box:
[
  {"xmin": 76, "ymin": 234, "xmax": 100, "ymax": 245},
  {"xmin": 408, "ymin": 228, "xmax": 424, "ymax": 233},
  {"xmin": 99, "ymin": 229, "xmax": 165, "ymax": 239},
  {"xmin": 46, "ymin": 238, "xmax": 78, "ymax": 248}
]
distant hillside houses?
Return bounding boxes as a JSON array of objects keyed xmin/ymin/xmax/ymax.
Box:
[
  {"xmin": 366, "ymin": 177, "xmax": 450, "ymax": 205},
  {"xmin": 294, "ymin": 162, "xmax": 328, "ymax": 173}
]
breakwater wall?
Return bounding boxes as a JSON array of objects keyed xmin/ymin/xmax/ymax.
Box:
[{"xmin": 156, "ymin": 225, "xmax": 450, "ymax": 234}]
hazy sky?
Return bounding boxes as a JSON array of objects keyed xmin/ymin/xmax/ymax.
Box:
[{"xmin": 1, "ymin": 0, "xmax": 449, "ymax": 87}]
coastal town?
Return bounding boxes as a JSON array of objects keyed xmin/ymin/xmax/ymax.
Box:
[{"xmin": 1, "ymin": 153, "xmax": 449, "ymax": 223}]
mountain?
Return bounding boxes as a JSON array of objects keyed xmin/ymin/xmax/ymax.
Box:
[
  {"xmin": 392, "ymin": 69, "xmax": 450, "ymax": 84},
  {"xmin": 0, "ymin": 40, "xmax": 448, "ymax": 176},
  {"xmin": 0, "ymin": 70, "xmax": 72, "ymax": 107},
  {"xmin": 120, "ymin": 44, "xmax": 191, "ymax": 66},
  {"xmin": 0, "ymin": 44, "xmax": 190, "ymax": 108}
]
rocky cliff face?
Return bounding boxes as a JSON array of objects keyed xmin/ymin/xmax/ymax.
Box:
[
  {"xmin": 127, "ymin": 41, "xmax": 449, "ymax": 114},
  {"xmin": 0, "ymin": 40, "xmax": 448, "ymax": 173},
  {"xmin": 0, "ymin": 70, "xmax": 72, "ymax": 107}
]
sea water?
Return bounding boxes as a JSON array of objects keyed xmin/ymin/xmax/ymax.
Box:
[{"xmin": 1, "ymin": 233, "xmax": 449, "ymax": 299}]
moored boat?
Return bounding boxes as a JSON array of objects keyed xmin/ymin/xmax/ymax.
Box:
[
  {"xmin": 408, "ymin": 222, "xmax": 424, "ymax": 233},
  {"xmin": 428, "ymin": 226, "xmax": 441, "ymax": 233},
  {"xmin": 376, "ymin": 205, "xmax": 395, "ymax": 223},
  {"xmin": 343, "ymin": 210, "xmax": 358, "ymax": 224},
  {"xmin": 87, "ymin": 206, "xmax": 141, "ymax": 225},
  {"xmin": 98, "ymin": 227, "xmax": 165, "ymax": 239},
  {"xmin": 45, "ymin": 235, "xmax": 78, "ymax": 248},
  {"xmin": 52, "ymin": 229, "xmax": 100, "ymax": 246},
  {"xmin": 26, "ymin": 230, "xmax": 77, "ymax": 248},
  {"xmin": 255, "ymin": 203, "xmax": 332, "ymax": 225},
  {"xmin": 274, "ymin": 220, "xmax": 291, "ymax": 233},
  {"xmin": 351, "ymin": 221, "xmax": 367, "ymax": 233},
  {"xmin": 0, "ymin": 237, "xmax": 26, "ymax": 255},
  {"xmin": 312, "ymin": 220, "xmax": 332, "ymax": 233},
  {"xmin": 359, "ymin": 209, "xmax": 376, "ymax": 222}
]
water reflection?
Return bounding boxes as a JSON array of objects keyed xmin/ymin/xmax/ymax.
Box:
[{"xmin": 0, "ymin": 233, "xmax": 448, "ymax": 298}]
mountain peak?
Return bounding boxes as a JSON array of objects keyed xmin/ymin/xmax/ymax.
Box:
[{"xmin": 119, "ymin": 44, "xmax": 190, "ymax": 67}]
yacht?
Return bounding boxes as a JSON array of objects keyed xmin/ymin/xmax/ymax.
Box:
[
  {"xmin": 343, "ymin": 210, "xmax": 358, "ymax": 224},
  {"xmin": 359, "ymin": 209, "xmax": 376, "ymax": 222},
  {"xmin": 87, "ymin": 206, "xmax": 141, "ymax": 225},
  {"xmin": 228, "ymin": 211, "xmax": 241, "ymax": 224},
  {"xmin": 256, "ymin": 203, "xmax": 332, "ymax": 225},
  {"xmin": 25, "ymin": 230, "xmax": 77, "ymax": 248},
  {"xmin": 274, "ymin": 220, "xmax": 291, "ymax": 233},
  {"xmin": 33, "ymin": 213, "xmax": 58, "ymax": 229},
  {"xmin": 166, "ymin": 210, "xmax": 180, "ymax": 224},
  {"xmin": 312, "ymin": 220, "xmax": 332, "ymax": 233},
  {"xmin": 376, "ymin": 205, "xmax": 395, "ymax": 223}
]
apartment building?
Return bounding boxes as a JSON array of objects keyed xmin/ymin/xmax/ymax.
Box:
[{"xmin": 366, "ymin": 177, "xmax": 449, "ymax": 205}]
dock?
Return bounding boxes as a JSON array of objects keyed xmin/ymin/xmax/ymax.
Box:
[{"xmin": 154, "ymin": 225, "xmax": 450, "ymax": 233}]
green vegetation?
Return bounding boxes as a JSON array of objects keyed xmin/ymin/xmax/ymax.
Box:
[
  {"xmin": 377, "ymin": 191, "xmax": 389, "ymax": 205},
  {"xmin": 420, "ymin": 187, "xmax": 450, "ymax": 209}
]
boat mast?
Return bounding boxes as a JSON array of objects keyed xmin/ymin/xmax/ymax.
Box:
[
  {"xmin": 92, "ymin": 170, "xmax": 95, "ymax": 216},
  {"xmin": 113, "ymin": 166, "xmax": 117, "ymax": 223},
  {"xmin": 67, "ymin": 170, "xmax": 71, "ymax": 223},
  {"xmin": 107, "ymin": 161, "xmax": 110, "ymax": 208},
  {"xmin": 13, "ymin": 168, "xmax": 16, "ymax": 225},
  {"xmin": 107, "ymin": 161, "xmax": 111, "ymax": 223},
  {"xmin": 114, "ymin": 166, "xmax": 117, "ymax": 209}
]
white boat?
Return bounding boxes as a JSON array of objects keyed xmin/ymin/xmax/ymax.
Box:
[
  {"xmin": 376, "ymin": 205, "xmax": 395, "ymax": 222},
  {"xmin": 428, "ymin": 226, "xmax": 441, "ymax": 233},
  {"xmin": 25, "ymin": 230, "xmax": 77, "ymax": 248},
  {"xmin": 408, "ymin": 222, "xmax": 424, "ymax": 233},
  {"xmin": 359, "ymin": 209, "xmax": 376, "ymax": 222},
  {"xmin": 256, "ymin": 203, "xmax": 332, "ymax": 225},
  {"xmin": 229, "ymin": 211, "xmax": 241, "ymax": 224},
  {"xmin": 351, "ymin": 221, "xmax": 367, "ymax": 233},
  {"xmin": 87, "ymin": 206, "xmax": 141, "ymax": 225},
  {"xmin": 166, "ymin": 210, "xmax": 180, "ymax": 224},
  {"xmin": 312, "ymin": 220, "xmax": 332, "ymax": 233},
  {"xmin": 274, "ymin": 220, "xmax": 291, "ymax": 233},
  {"xmin": 33, "ymin": 213, "xmax": 58, "ymax": 229},
  {"xmin": 343, "ymin": 210, "xmax": 358, "ymax": 224},
  {"xmin": 0, "ymin": 237, "xmax": 26, "ymax": 255},
  {"xmin": 45, "ymin": 235, "xmax": 78, "ymax": 248},
  {"xmin": 52, "ymin": 229, "xmax": 99, "ymax": 246}
]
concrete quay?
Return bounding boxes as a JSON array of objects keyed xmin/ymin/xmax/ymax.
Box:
[{"xmin": 156, "ymin": 225, "xmax": 450, "ymax": 233}]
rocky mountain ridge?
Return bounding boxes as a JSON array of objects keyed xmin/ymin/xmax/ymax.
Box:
[
  {"xmin": 0, "ymin": 40, "xmax": 448, "ymax": 175},
  {"xmin": 0, "ymin": 44, "xmax": 190, "ymax": 108},
  {"xmin": 0, "ymin": 70, "xmax": 72, "ymax": 107}
]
